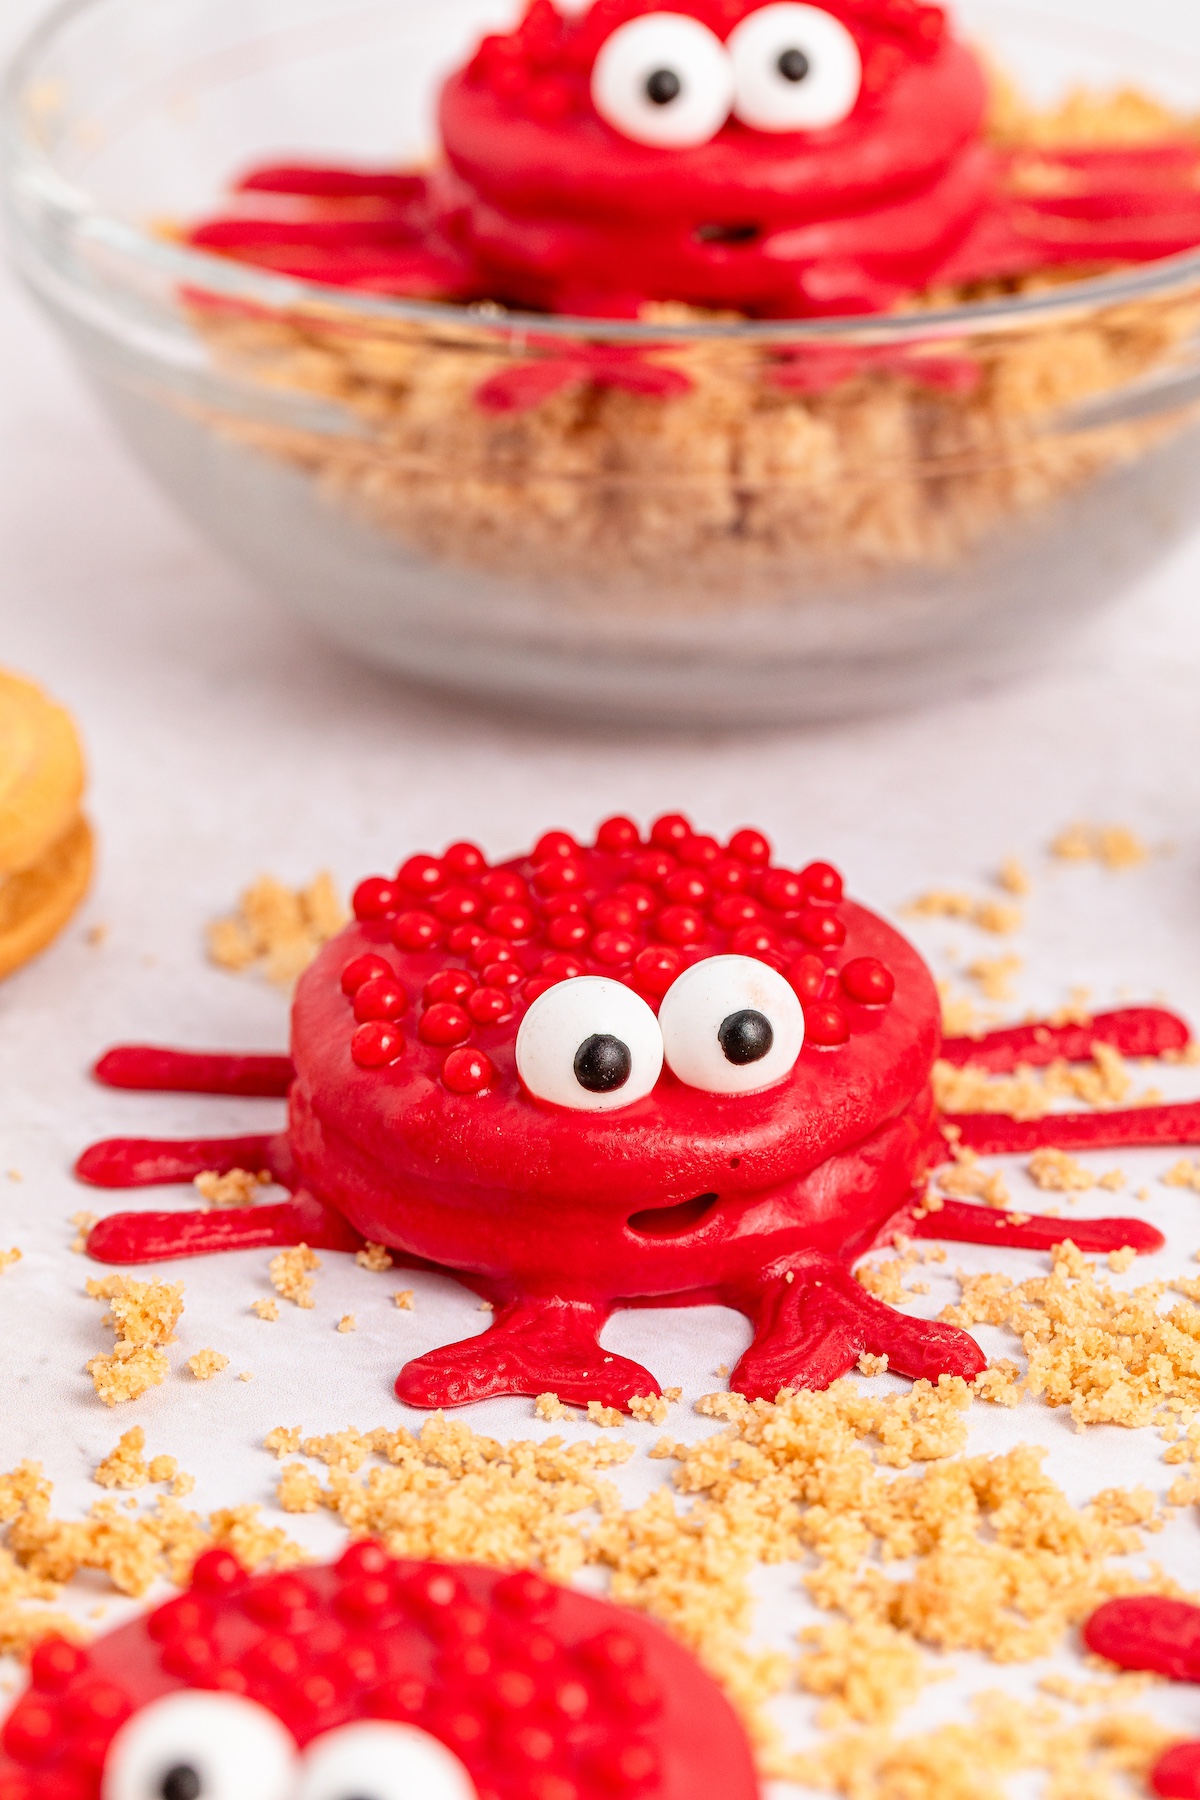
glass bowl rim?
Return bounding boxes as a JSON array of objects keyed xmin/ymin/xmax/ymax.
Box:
[{"xmin": 8, "ymin": 0, "xmax": 1200, "ymax": 347}]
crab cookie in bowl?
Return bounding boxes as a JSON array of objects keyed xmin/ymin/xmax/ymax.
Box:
[{"xmin": 0, "ymin": 671, "xmax": 93, "ymax": 981}]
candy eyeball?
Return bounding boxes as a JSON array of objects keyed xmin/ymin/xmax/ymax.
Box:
[
  {"xmin": 517, "ymin": 975, "xmax": 664, "ymax": 1111},
  {"xmin": 658, "ymin": 955, "xmax": 804, "ymax": 1094},
  {"xmin": 102, "ymin": 1692, "xmax": 295, "ymax": 1800},
  {"xmin": 728, "ymin": 3, "xmax": 862, "ymax": 131},
  {"xmin": 296, "ymin": 1722, "xmax": 478, "ymax": 1800},
  {"xmin": 591, "ymin": 12, "xmax": 735, "ymax": 147}
]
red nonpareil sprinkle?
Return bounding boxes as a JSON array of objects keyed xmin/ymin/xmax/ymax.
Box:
[
  {"xmin": 632, "ymin": 850, "xmax": 676, "ymax": 885},
  {"xmin": 663, "ymin": 870, "xmax": 710, "ymax": 907},
  {"xmin": 654, "ymin": 905, "xmax": 704, "ymax": 947},
  {"xmin": 726, "ymin": 828, "xmax": 771, "ymax": 866},
  {"xmin": 418, "ymin": 1004, "xmax": 472, "ymax": 1047},
  {"xmin": 443, "ymin": 841, "xmax": 487, "ymax": 877},
  {"xmin": 592, "ymin": 895, "xmax": 637, "ymax": 931},
  {"xmin": 788, "ymin": 953, "xmax": 827, "ymax": 1002},
  {"xmin": 548, "ymin": 913, "xmax": 591, "ymax": 951},
  {"xmin": 352, "ymin": 1021, "xmax": 405, "ymax": 1068},
  {"xmin": 802, "ymin": 861, "xmax": 845, "ymax": 904},
  {"xmin": 632, "ymin": 945, "xmax": 683, "ymax": 998},
  {"xmin": 397, "ymin": 854, "xmax": 445, "ymax": 898},
  {"xmin": 443, "ymin": 1047, "xmax": 497, "ymax": 1093},
  {"xmin": 392, "ymin": 910, "xmax": 443, "ymax": 952},
  {"xmin": 484, "ymin": 960, "xmax": 524, "ymax": 989},
  {"xmin": 730, "ymin": 924, "xmax": 780, "ymax": 959},
  {"xmin": 487, "ymin": 902, "xmax": 536, "ymax": 940},
  {"xmin": 796, "ymin": 907, "xmax": 846, "ymax": 950},
  {"xmin": 760, "ymin": 869, "xmax": 805, "ymax": 911},
  {"xmin": 595, "ymin": 815, "xmax": 641, "ymax": 853},
  {"xmin": 435, "ymin": 886, "xmax": 483, "ymax": 924},
  {"xmin": 425, "ymin": 968, "xmax": 476, "ymax": 1005},
  {"xmin": 341, "ymin": 952, "xmax": 393, "ymax": 996},
  {"xmin": 352, "ymin": 877, "xmax": 399, "ymax": 921},
  {"xmin": 592, "ymin": 929, "xmax": 638, "ymax": 965},
  {"xmin": 534, "ymin": 858, "xmax": 586, "ymax": 897},
  {"xmin": 480, "ymin": 870, "xmax": 529, "ymax": 905},
  {"xmin": 650, "ymin": 813, "xmax": 692, "ymax": 850},
  {"xmin": 841, "ymin": 957, "xmax": 896, "ymax": 1005},
  {"xmin": 533, "ymin": 831, "xmax": 578, "ymax": 862},
  {"xmin": 467, "ymin": 986, "xmax": 513, "ymax": 1025},
  {"xmin": 805, "ymin": 1003, "xmax": 850, "ymax": 1047},
  {"xmin": 353, "ymin": 977, "xmax": 409, "ymax": 1023}
]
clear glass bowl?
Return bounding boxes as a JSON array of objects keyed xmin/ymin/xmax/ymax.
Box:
[{"xmin": 6, "ymin": 0, "xmax": 1200, "ymax": 725}]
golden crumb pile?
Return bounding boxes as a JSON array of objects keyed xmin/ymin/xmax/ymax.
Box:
[
  {"xmin": 1051, "ymin": 824, "xmax": 1149, "ymax": 869},
  {"xmin": 356, "ymin": 1242, "xmax": 393, "ymax": 1272},
  {"xmin": 93, "ymin": 1429, "xmax": 179, "ymax": 1492},
  {"xmin": 1162, "ymin": 1158, "xmax": 1200, "ymax": 1193},
  {"xmin": 629, "ymin": 1390, "xmax": 682, "ymax": 1425},
  {"xmin": 905, "ymin": 892, "xmax": 1024, "ymax": 936},
  {"xmin": 0, "ymin": 1248, "xmax": 21, "ymax": 1273},
  {"xmin": 535, "ymin": 1393, "xmax": 575, "ymax": 1422},
  {"xmin": 269, "ymin": 1243, "xmax": 320, "ymax": 1308},
  {"xmin": 187, "ymin": 1349, "xmax": 229, "ymax": 1381},
  {"xmin": 194, "ymin": 1167, "xmax": 270, "ymax": 1208},
  {"xmin": 1027, "ymin": 1148, "xmax": 1125, "ymax": 1193},
  {"xmin": 0, "ymin": 1459, "xmax": 306, "ymax": 1658},
  {"xmin": 966, "ymin": 954, "xmax": 1022, "ymax": 1001},
  {"xmin": 933, "ymin": 1041, "xmax": 1158, "ymax": 1120},
  {"xmin": 938, "ymin": 1147, "xmax": 1012, "ymax": 1209},
  {"xmin": 207, "ymin": 872, "xmax": 346, "ymax": 987},
  {"xmin": 942, "ymin": 1240, "xmax": 1200, "ymax": 1428},
  {"xmin": 85, "ymin": 1276, "xmax": 184, "ymax": 1406}
]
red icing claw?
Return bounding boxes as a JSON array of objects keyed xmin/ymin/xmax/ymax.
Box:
[
  {"xmin": 75, "ymin": 1133, "xmax": 282, "ymax": 1189},
  {"xmin": 93, "ymin": 1045, "xmax": 295, "ymax": 1097},
  {"xmin": 941, "ymin": 1006, "xmax": 1190, "ymax": 1073},
  {"xmin": 946, "ymin": 1102, "xmax": 1200, "ymax": 1158},
  {"xmin": 911, "ymin": 1197, "xmax": 1164, "ymax": 1257},
  {"xmin": 1083, "ymin": 1598, "xmax": 1200, "ymax": 1798}
]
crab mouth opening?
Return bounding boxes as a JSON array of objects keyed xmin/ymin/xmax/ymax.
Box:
[
  {"xmin": 627, "ymin": 1193, "xmax": 721, "ymax": 1238},
  {"xmin": 694, "ymin": 222, "xmax": 761, "ymax": 246}
]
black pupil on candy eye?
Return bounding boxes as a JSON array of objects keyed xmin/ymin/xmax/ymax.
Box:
[
  {"xmin": 160, "ymin": 1768, "xmax": 202, "ymax": 1800},
  {"xmin": 718, "ymin": 1009, "xmax": 774, "ymax": 1065},
  {"xmin": 574, "ymin": 1034, "xmax": 633, "ymax": 1092},
  {"xmin": 777, "ymin": 47, "xmax": 811, "ymax": 81},
  {"xmin": 646, "ymin": 67, "xmax": 682, "ymax": 104}
]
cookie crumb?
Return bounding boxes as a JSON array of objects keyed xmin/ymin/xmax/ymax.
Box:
[
  {"xmin": 208, "ymin": 872, "xmax": 347, "ymax": 987},
  {"xmin": 87, "ymin": 1346, "xmax": 170, "ymax": 1407},
  {"xmin": 1163, "ymin": 1159, "xmax": 1200, "ymax": 1193},
  {"xmin": 355, "ymin": 1242, "xmax": 393, "ymax": 1272},
  {"xmin": 997, "ymin": 857, "xmax": 1031, "ymax": 897},
  {"xmin": 238, "ymin": 1371, "xmax": 253, "ymax": 1382},
  {"xmin": 966, "ymin": 954, "xmax": 1022, "ymax": 1002},
  {"xmin": 337, "ymin": 1314, "xmax": 356, "ymax": 1333},
  {"xmin": 535, "ymin": 1393, "xmax": 575, "ymax": 1422},
  {"xmin": 629, "ymin": 1393, "xmax": 671, "ymax": 1425},
  {"xmin": 251, "ymin": 1298, "xmax": 279, "ymax": 1322},
  {"xmin": 187, "ymin": 1349, "xmax": 230, "ymax": 1381},
  {"xmin": 0, "ymin": 1248, "xmax": 21, "ymax": 1273},
  {"xmin": 393, "ymin": 1289, "xmax": 415, "ymax": 1310},
  {"xmin": 269, "ymin": 1243, "xmax": 320, "ymax": 1309},
  {"xmin": 264, "ymin": 1426, "xmax": 303, "ymax": 1458},
  {"xmin": 70, "ymin": 1211, "xmax": 98, "ymax": 1253},
  {"xmin": 586, "ymin": 1402, "xmax": 625, "ymax": 1427},
  {"xmin": 194, "ymin": 1167, "xmax": 270, "ymax": 1208},
  {"xmin": 858, "ymin": 1353, "xmax": 890, "ymax": 1377},
  {"xmin": 906, "ymin": 892, "xmax": 1023, "ymax": 935},
  {"xmin": 1051, "ymin": 823, "xmax": 1148, "ymax": 869}
]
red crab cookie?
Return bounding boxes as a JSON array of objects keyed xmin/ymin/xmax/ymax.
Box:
[
  {"xmin": 0, "ymin": 1546, "xmax": 760, "ymax": 1800},
  {"xmin": 79, "ymin": 813, "xmax": 1188, "ymax": 1413}
]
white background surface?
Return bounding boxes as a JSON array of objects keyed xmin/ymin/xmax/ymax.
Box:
[{"xmin": 9, "ymin": 0, "xmax": 1200, "ymax": 1786}]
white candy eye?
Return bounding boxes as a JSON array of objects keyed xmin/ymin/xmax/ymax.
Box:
[
  {"xmin": 297, "ymin": 1722, "xmax": 478, "ymax": 1800},
  {"xmin": 658, "ymin": 954, "xmax": 804, "ymax": 1094},
  {"xmin": 591, "ymin": 12, "xmax": 734, "ymax": 147},
  {"xmin": 516, "ymin": 975, "xmax": 664, "ymax": 1112},
  {"xmin": 102, "ymin": 1692, "xmax": 295, "ymax": 1800},
  {"xmin": 728, "ymin": 3, "xmax": 861, "ymax": 131}
]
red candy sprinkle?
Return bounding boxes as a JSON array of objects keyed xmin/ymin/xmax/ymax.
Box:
[
  {"xmin": 392, "ymin": 910, "xmax": 442, "ymax": 953},
  {"xmin": 470, "ymin": 935, "xmax": 514, "ymax": 971},
  {"xmin": 727, "ymin": 828, "xmax": 771, "ymax": 866},
  {"xmin": 678, "ymin": 834, "xmax": 720, "ymax": 867},
  {"xmin": 632, "ymin": 945, "xmax": 684, "ymax": 998},
  {"xmin": 487, "ymin": 903, "xmax": 536, "ymax": 940},
  {"xmin": 713, "ymin": 896, "xmax": 763, "ymax": 930},
  {"xmin": 650, "ymin": 813, "xmax": 691, "ymax": 849},
  {"xmin": 595, "ymin": 815, "xmax": 641, "ymax": 853},
  {"xmin": 801, "ymin": 860, "xmax": 845, "ymax": 904},
  {"xmin": 760, "ymin": 868, "xmax": 805, "ymax": 911},
  {"xmin": 425, "ymin": 968, "xmax": 475, "ymax": 1005},
  {"xmin": 539, "ymin": 953, "xmax": 584, "ymax": 981},
  {"xmin": 632, "ymin": 850, "xmax": 676, "ymax": 885},
  {"xmin": 352, "ymin": 877, "xmax": 399, "ymax": 922},
  {"xmin": 592, "ymin": 895, "xmax": 636, "ymax": 931},
  {"xmin": 533, "ymin": 831, "xmax": 578, "ymax": 862},
  {"xmin": 484, "ymin": 960, "xmax": 524, "ymax": 989},
  {"xmin": 468, "ymin": 986, "xmax": 513, "ymax": 1025},
  {"xmin": 544, "ymin": 892, "xmax": 586, "ymax": 917},
  {"xmin": 341, "ymin": 952, "xmax": 393, "ymax": 996},
  {"xmin": 805, "ymin": 1003, "xmax": 850, "ymax": 1047},
  {"xmin": 592, "ymin": 929, "xmax": 638, "ymax": 965},
  {"xmin": 353, "ymin": 977, "xmax": 408, "ymax": 1024},
  {"xmin": 435, "ymin": 886, "xmax": 483, "ymax": 924},
  {"xmin": 797, "ymin": 908, "xmax": 847, "ymax": 950},
  {"xmin": 788, "ymin": 953, "xmax": 827, "ymax": 1001},
  {"xmin": 397, "ymin": 854, "xmax": 445, "ymax": 897},
  {"xmin": 352, "ymin": 1021, "xmax": 405, "ymax": 1068},
  {"xmin": 419, "ymin": 1004, "xmax": 472, "ymax": 1047},
  {"xmin": 841, "ymin": 958, "xmax": 896, "ymax": 1005},
  {"xmin": 534, "ymin": 858, "xmax": 586, "ymax": 897},
  {"xmin": 664, "ymin": 870, "xmax": 709, "ymax": 907},
  {"xmin": 548, "ymin": 914, "xmax": 591, "ymax": 951},
  {"xmin": 191, "ymin": 1548, "xmax": 245, "ymax": 1593},
  {"xmin": 709, "ymin": 858, "xmax": 751, "ymax": 895},
  {"xmin": 615, "ymin": 883, "xmax": 656, "ymax": 918},
  {"xmin": 449, "ymin": 923, "xmax": 487, "ymax": 956},
  {"xmin": 2, "ymin": 1699, "xmax": 58, "ymax": 1766},
  {"xmin": 522, "ymin": 974, "xmax": 559, "ymax": 1004},
  {"xmin": 730, "ymin": 925, "xmax": 779, "ymax": 959},
  {"xmin": 29, "ymin": 1641, "xmax": 88, "ymax": 1695},
  {"xmin": 443, "ymin": 841, "xmax": 487, "ymax": 877},
  {"xmin": 480, "ymin": 870, "xmax": 528, "ymax": 905},
  {"xmin": 655, "ymin": 905, "xmax": 704, "ymax": 947}
]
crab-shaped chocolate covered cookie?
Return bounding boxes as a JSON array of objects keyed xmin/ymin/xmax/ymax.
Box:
[
  {"xmin": 0, "ymin": 1545, "xmax": 759, "ymax": 1800},
  {"xmin": 191, "ymin": 0, "xmax": 1200, "ymax": 319},
  {"xmin": 79, "ymin": 814, "xmax": 1197, "ymax": 1412}
]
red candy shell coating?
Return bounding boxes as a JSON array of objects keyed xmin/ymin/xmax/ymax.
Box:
[{"xmin": 0, "ymin": 1554, "xmax": 760, "ymax": 1800}]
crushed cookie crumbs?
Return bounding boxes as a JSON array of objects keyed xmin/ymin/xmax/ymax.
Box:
[
  {"xmin": 93, "ymin": 1430, "xmax": 180, "ymax": 1492},
  {"xmin": 392, "ymin": 1289, "xmax": 415, "ymax": 1310},
  {"xmin": 535, "ymin": 1393, "xmax": 576, "ymax": 1422},
  {"xmin": 85, "ymin": 1276, "xmax": 183, "ymax": 1406},
  {"xmin": 251, "ymin": 1298, "xmax": 279, "ymax": 1322},
  {"xmin": 1027, "ymin": 1148, "xmax": 1120, "ymax": 1193},
  {"xmin": 933, "ymin": 1041, "xmax": 1142, "ymax": 1120},
  {"xmin": 0, "ymin": 1248, "xmax": 21, "ymax": 1273},
  {"xmin": 187, "ymin": 1349, "xmax": 229, "ymax": 1381},
  {"xmin": 586, "ymin": 1402, "xmax": 626, "ymax": 1428},
  {"xmin": 938, "ymin": 1146, "xmax": 1012, "ymax": 1209},
  {"xmin": 1162, "ymin": 1158, "xmax": 1200, "ymax": 1193},
  {"xmin": 207, "ymin": 871, "xmax": 346, "ymax": 987},
  {"xmin": 997, "ymin": 857, "xmax": 1031, "ymax": 897},
  {"xmin": 355, "ymin": 1242, "xmax": 393, "ymax": 1272},
  {"xmin": 337, "ymin": 1315, "xmax": 356, "ymax": 1333},
  {"xmin": 1051, "ymin": 823, "xmax": 1149, "ymax": 869},
  {"xmin": 906, "ymin": 892, "xmax": 1023, "ymax": 935},
  {"xmin": 194, "ymin": 1167, "xmax": 270, "ymax": 1208},
  {"xmin": 966, "ymin": 954, "xmax": 1022, "ymax": 1001},
  {"xmin": 69, "ymin": 1211, "xmax": 98, "ymax": 1254},
  {"xmin": 269, "ymin": 1243, "xmax": 320, "ymax": 1308}
]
